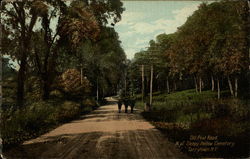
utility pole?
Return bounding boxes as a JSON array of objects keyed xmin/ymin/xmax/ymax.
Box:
[
  {"xmin": 125, "ymin": 70, "xmax": 127, "ymax": 97},
  {"xmin": 150, "ymin": 65, "xmax": 153, "ymax": 108},
  {"xmin": 141, "ymin": 65, "xmax": 144, "ymax": 104}
]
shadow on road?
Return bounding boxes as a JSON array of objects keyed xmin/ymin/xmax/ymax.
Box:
[{"xmin": 3, "ymin": 97, "xmax": 187, "ymax": 159}]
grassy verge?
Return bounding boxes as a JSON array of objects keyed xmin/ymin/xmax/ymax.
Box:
[
  {"xmin": 1, "ymin": 97, "xmax": 98, "ymax": 150},
  {"xmin": 135, "ymin": 89, "xmax": 250, "ymax": 158}
]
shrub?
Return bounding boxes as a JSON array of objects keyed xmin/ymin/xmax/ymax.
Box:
[
  {"xmin": 1, "ymin": 101, "xmax": 55, "ymax": 146},
  {"xmin": 50, "ymin": 90, "xmax": 64, "ymax": 98},
  {"xmin": 53, "ymin": 101, "xmax": 81, "ymax": 122},
  {"xmin": 82, "ymin": 98, "xmax": 96, "ymax": 107},
  {"xmin": 1, "ymin": 99, "xmax": 91, "ymax": 148},
  {"xmin": 190, "ymin": 117, "xmax": 249, "ymax": 137},
  {"xmin": 59, "ymin": 69, "xmax": 91, "ymax": 97}
]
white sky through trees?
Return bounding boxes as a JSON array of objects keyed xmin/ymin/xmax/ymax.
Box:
[{"xmin": 114, "ymin": 1, "xmax": 204, "ymax": 59}]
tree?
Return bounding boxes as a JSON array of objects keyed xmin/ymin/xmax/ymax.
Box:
[
  {"xmin": 30, "ymin": 0, "xmax": 100, "ymax": 100},
  {"xmin": 55, "ymin": 27, "xmax": 126, "ymax": 99},
  {"xmin": 82, "ymin": 27, "xmax": 126, "ymax": 98},
  {"xmin": 82, "ymin": 0, "xmax": 124, "ymax": 25},
  {"xmin": 2, "ymin": 0, "xmax": 125, "ymax": 103},
  {"xmin": 129, "ymin": 0, "xmax": 249, "ymax": 100},
  {"xmin": 206, "ymin": 1, "xmax": 249, "ymax": 98},
  {"xmin": 1, "ymin": 1, "xmax": 46, "ymax": 106},
  {"xmin": 59, "ymin": 69, "xmax": 91, "ymax": 98}
]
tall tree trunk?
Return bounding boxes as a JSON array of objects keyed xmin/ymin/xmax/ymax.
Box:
[
  {"xmin": 199, "ymin": 76, "xmax": 202, "ymax": 93},
  {"xmin": 17, "ymin": 54, "xmax": 27, "ymax": 107},
  {"xmin": 42, "ymin": 78, "xmax": 50, "ymax": 100},
  {"xmin": 201, "ymin": 80, "xmax": 205, "ymax": 89},
  {"xmin": 211, "ymin": 75, "xmax": 215, "ymax": 91},
  {"xmin": 217, "ymin": 79, "xmax": 220, "ymax": 99},
  {"xmin": 13, "ymin": 3, "xmax": 37, "ymax": 106},
  {"xmin": 194, "ymin": 76, "xmax": 198, "ymax": 93},
  {"xmin": 41, "ymin": 14, "xmax": 55, "ymax": 101},
  {"xmin": 173, "ymin": 80, "xmax": 177, "ymax": 91},
  {"xmin": 235, "ymin": 77, "xmax": 238, "ymax": 97},
  {"xmin": 227, "ymin": 76, "xmax": 234, "ymax": 97},
  {"xmin": 166, "ymin": 76, "xmax": 170, "ymax": 94},
  {"xmin": 17, "ymin": 35, "xmax": 30, "ymax": 106}
]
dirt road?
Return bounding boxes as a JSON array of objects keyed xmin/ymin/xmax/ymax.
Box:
[{"xmin": 4, "ymin": 98, "xmax": 187, "ymax": 159}]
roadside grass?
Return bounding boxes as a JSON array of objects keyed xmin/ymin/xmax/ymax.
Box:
[
  {"xmin": 1, "ymin": 78, "xmax": 105, "ymax": 150},
  {"xmin": 136, "ymin": 89, "xmax": 219, "ymax": 123},
  {"xmin": 135, "ymin": 89, "xmax": 250, "ymax": 158},
  {"xmin": 1, "ymin": 96, "xmax": 98, "ymax": 150}
]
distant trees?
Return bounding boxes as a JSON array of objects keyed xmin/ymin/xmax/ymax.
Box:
[
  {"xmin": 129, "ymin": 0, "xmax": 249, "ymax": 99},
  {"xmin": 80, "ymin": 27, "xmax": 127, "ymax": 99}
]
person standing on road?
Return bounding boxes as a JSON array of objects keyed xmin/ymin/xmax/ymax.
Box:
[
  {"xmin": 117, "ymin": 100, "xmax": 122, "ymax": 113},
  {"xmin": 129, "ymin": 98, "xmax": 135, "ymax": 113},
  {"xmin": 124, "ymin": 98, "xmax": 129, "ymax": 113}
]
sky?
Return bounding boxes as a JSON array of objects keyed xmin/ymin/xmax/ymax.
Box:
[{"xmin": 114, "ymin": 1, "xmax": 204, "ymax": 59}]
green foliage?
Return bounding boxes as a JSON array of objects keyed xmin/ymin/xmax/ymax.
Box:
[
  {"xmin": 129, "ymin": 0, "xmax": 249, "ymax": 99},
  {"xmin": 56, "ymin": 26, "xmax": 126, "ymax": 98},
  {"xmin": 2, "ymin": 77, "xmax": 17, "ymax": 109},
  {"xmin": 190, "ymin": 117, "xmax": 249, "ymax": 137},
  {"xmin": 1, "ymin": 98, "xmax": 97, "ymax": 147},
  {"xmin": 59, "ymin": 69, "xmax": 91, "ymax": 97},
  {"xmin": 1, "ymin": 0, "xmax": 125, "ymax": 150},
  {"xmin": 2, "ymin": 0, "xmax": 125, "ymax": 104},
  {"xmin": 82, "ymin": 98, "xmax": 97, "ymax": 108},
  {"xmin": 2, "ymin": 57, "xmax": 16, "ymax": 80},
  {"xmin": 52, "ymin": 101, "xmax": 81, "ymax": 122},
  {"xmin": 1, "ymin": 101, "xmax": 54, "ymax": 146},
  {"xmin": 137, "ymin": 89, "xmax": 249, "ymax": 124},
  {"xmin": 59, "ymin": 1, "xmax": 100, "ymax": 46},
  {"xmin": 139, "ymin": 89, "xmax": 250, "ymax": 157}
]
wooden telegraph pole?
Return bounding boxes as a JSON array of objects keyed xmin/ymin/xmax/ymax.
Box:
[
  {"xmin": 80, "ymin": 68, "xmax": 83, "ymax": 84},
  {"xmin": 150, "ymin": 65, "xmax": 153, "ymax": 109},
  {"xmin": 141, "ymin": 65, "xmax": 144, "ymax": 104},
  {"xmin": 125, "ymin": 70, "xmax": 127, "ymax": 97}
]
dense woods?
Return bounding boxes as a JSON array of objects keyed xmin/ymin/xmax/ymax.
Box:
[
  {"xmin": 129, "ymin": 1, "xmax": 249, "ymax": 100},
  {"xmin": 1, "ymin": 0, "xmax": 126, "ymax": 106}
]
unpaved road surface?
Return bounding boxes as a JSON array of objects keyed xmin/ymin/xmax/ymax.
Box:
[{"xmin": 4, "ymin": 98, "xmax": 187, "ymax": 159}]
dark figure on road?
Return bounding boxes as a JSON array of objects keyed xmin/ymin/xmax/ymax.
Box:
[
  {"xmin": 117, "ymin": 100, "xmax": 122, "ymax": 113},
  {"xmin": 123, "ymin": 98, "xmax": 129, "ymax": 113},
  {"xmin": 129, "ymin": 99, "xmax": 135, "ymax": 113}
]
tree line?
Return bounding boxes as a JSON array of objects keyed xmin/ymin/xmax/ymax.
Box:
[
  {"xmin": 1, "ymin": 0, "xmax": 126, "ymax": 107},
  {"xmin": 129, "ymin": 0, "xmax": 249, "ymax": 100}
]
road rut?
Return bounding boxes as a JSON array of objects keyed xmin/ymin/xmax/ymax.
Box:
[{"xmin": 4, "ymin": 98, "xmax": 187, "ymax": 159}]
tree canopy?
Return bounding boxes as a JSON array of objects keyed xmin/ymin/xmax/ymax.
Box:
[
  {"xmin": 129, "ymin": 0, "xmax": 249, "ymax": 99},
  {"xmin": 1, "ymin": 0, "xmax": 125, "ymax": 105}
]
